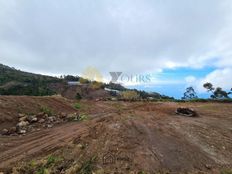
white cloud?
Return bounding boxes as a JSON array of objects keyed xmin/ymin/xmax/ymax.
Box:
[
  {"xmin": 198, "ymin": 68, "xmax": 232, "ymax": 91},
  {"xmin": 184, "ymin": 68, "xmax": 232, "ymax": 94},
  {"xmin": 185, "ymin": 76, "xmax": 197, "ymax": 84},
  {"xmin": 0, "ymin": 0, "xmax": 232, "ymax": 89}
]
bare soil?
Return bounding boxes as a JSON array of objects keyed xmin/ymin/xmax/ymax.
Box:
[{"xmin": 0, "ymin": 96, "xmax": 232, "ymax": 173}]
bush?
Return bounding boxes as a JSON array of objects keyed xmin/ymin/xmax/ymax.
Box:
[
  {"xmin": 90, "ymin": 81, "xmax": 103, "ymax": 89},
  {"xmin": 79, "ymin": 77, "xmax": 89, "ymax": 84},
  {"xmin": 120, "ymin": 90, "xmax": 140, "ymax": 101},
  {"xmin": 40, "ymin": 106, "xmax": 53, "ymax": 116},
  {"xmin": 74, "ymin": 103, "xmax": 81, "ymax": 109}
]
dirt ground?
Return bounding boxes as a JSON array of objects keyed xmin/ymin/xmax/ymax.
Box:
[{"xmin": 0, "ymin": 96, "xmax": 232, "ymax": 173}]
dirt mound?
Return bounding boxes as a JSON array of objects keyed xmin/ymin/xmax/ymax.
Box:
[
  {"xmin": 68, "ymin": 86, "xmax": 110, "ymax": 100},
  {"xmin": 0, "ymin": 96, "xmax": 77, "ymax": 130}
]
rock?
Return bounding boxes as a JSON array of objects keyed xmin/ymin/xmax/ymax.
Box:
[
  {"xmin": 19, "ymin": 116, "xmax": 27, "ymax": 122},
  {"xmin": 18, "ymin": 129, "xmax": 26, "ymax": 134},
  {"xmin": 16, "ymin": 121, "xmax": 29, "ymax": 134},
  {"xmin": 27, "ymin": 115, "xmax": 38, "ymax": 123},
  {"xmin": 38, "ymin": 118, "xmax": 45, "ymax": 123},
  {"xmin": 205, "ymin": 164, "xmax": 212, "ymax": 170},
  {"xmin": 17, "ymin": 121, "xmax": 29, "ymax": 128},
  {"xmin": 77, "ymin": 143, "xmax": 85, "ymax": 149},
  {"xmin": 47, "ymin": 116, "xmax": 56, "ymax": 123},
  {"xmin": 1, "ymin": 129, "xmax": 9, "ymax": 135},
  {"xmin": 59, "ymin": 112, "xmax": 67, "ymax": 119},
  {"xmin": 44, "ymin": 114, "xmax": 49, "ymax": 119},
  {"xmin": 9, "ymin": 127, "xmax": 17, "ymax": 134},
  {"xmin": 111, "ymin": 97, "xmax": 117, "ymax": 101},
  {"xmin": 175, "ymin": 107, "xmax": 197, "ymax": 117},
  {"xmin": 18, "ymin": 113, "xmax": 26, "ymax": 118},
  {"xmin": 67, "ymin": 113, "xmax": 78, "ymax": 121},
  {"xmin": 47, "ymin": 124, "xmax": 53, "ymax": 128}
]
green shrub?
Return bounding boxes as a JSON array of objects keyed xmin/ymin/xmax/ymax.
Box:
[
  {"xmin": 35, "ymin": 166, "xmax": 48, "ymax": 174},
  {"xmin": 46, "ymin": 156, "xmax": 57, "ymax": 167},
  {"xmin": 40, "ymin": 106, "xmax": 53, "ymax": 116},
  {"xmin": 78, "ymin": 156, "xmax": 97, "ymax": 174},
  {"xmin": 79, "ymin": 114, "xmax": 89, "ymax": 121},
  {"xmin": 74, "ymin": 103, "xmax": 81, "ymax": 109}
]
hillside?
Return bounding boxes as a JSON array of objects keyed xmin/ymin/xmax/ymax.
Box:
[
  {"xmin": 0, "ymin": 63, "xmax": 172, "ymax": 100},
  {"xmin": 0, "ymin": 64, "xmax": 61, "ymax": 96}
]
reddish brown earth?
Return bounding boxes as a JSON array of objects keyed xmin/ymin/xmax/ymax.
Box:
[
  {"xmin": 0, "ymin": 96, "xmax": 77, "ymax": 129},
  {"xmin": 0, "ymin": 97, "xmax": 232, "ymax": 173},
  {"xmin": 49, "ymin": 82, "xmax": 111, "ymax": 99}
]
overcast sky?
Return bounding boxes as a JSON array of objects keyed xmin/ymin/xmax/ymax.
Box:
[{"xmin": 0, "ymin": 0, "xmax": 232, "ymax": 97}]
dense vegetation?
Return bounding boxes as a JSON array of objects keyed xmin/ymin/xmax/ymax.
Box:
[{"xmin": 0, "ymin": 64, "xmax": 61, "ymax": 96}]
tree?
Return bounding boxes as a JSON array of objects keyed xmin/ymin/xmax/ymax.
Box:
[
  {"xmin": 213, "ymin": 87, "xmax": 229, "ymax": 98},
  {"xmin": 90, "ymin": 81, "xmax": 104, "ymax": 89},
  {"xmin": 203, "ymin": 82, "xmax": 214, "ymax": 92},
  {"xmin": 203, "ymin": 83, "xmax": 230, "ymax": 99},
  {"xmin": 228, "ymin": 88, "xmax": 232, "ymax": 96},
  {"xmin": 182, "ymin": 87, "xmax": 198, "ymax": 100},
  {"xmin": 79, "ymin": 77, "xmax": 90, "ymax": 84},
  {"xmin": 63, "ymin": 75, "xmax": 80, "ymax": 81}
]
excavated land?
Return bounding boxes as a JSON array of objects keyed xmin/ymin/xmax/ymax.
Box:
[{"xmin": 0, "ymin": 96, "xmax": 232, "ymax": 173}]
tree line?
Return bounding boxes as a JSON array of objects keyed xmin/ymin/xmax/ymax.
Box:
[{"xmin": 182, "ymin": 83, "xmax": 232, "ymax": 100}]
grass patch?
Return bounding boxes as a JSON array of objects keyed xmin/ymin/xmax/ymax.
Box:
[
  {"xmin": 221, "ymin": 169, "xmax": 232, "ymax": 174},
  {"xmin": 35, "ymin": 166, "xmax": 49, "ymax": 174},
  {"xmin": 14, "ymin": 155, "xmax": 64, "ymax": 174},
  {"xmin": 77, "ymin": 156, "xmax": 97, "ymax": 174},
  {"xmin": 46, "ymin": 155, "xmax": 59, "ymax": 167},
  {"xmin": 74, "ymin": 103, "xmax": 81, "ymax": 109},
  {"xmin": 40, "ymin": 106, "xmax": 53, "ymax": 116},
  {"xmin": 78, "ymin": 114, "xmax": 89, "ymax": 121}
]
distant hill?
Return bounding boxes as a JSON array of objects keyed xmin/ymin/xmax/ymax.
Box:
[
  {"xmin": 0, "ymin": 64, "xmax": 112, "ymax": 98},
  {"xmin": 0, "ymin": 63, "xmax": 173, "ymax": 100},
  {"xmin": 0, "ymin": 64, "xmax": 62, "ymax": 96}
]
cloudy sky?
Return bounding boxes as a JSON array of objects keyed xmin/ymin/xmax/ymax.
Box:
[{"xmin": 0, "ymin": 0, "xmax": 232, "ymax": 98}]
